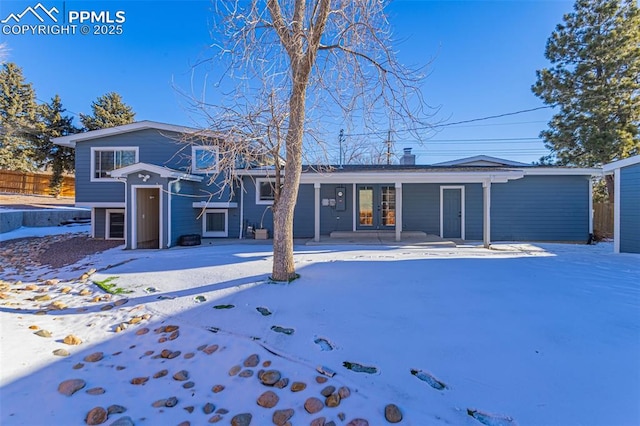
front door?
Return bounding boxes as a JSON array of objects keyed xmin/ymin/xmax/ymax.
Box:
[
  {"xmin": 442, "ymin": 187, "xmax": 462, "ymax": 238},
  {"xmin": 357, "ymin": 185, "xmax": 396, "ymax": 230},
  {"xmin": 136, "ymin": 187, "xmax": 160, "ymax": 249}
]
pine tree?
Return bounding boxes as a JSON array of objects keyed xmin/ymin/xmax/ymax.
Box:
[
  {"xmin": 0, "ymin": 63, "xmax": 39, "ymax": 171},
  {"xmin": 532, "ymin": 0, "xmax": 640, "ymax": 198},
  {"xmin": 80, "ymin": 92, "xmax": 135, "ymax": 130},
  {"xmin": 37, "ymin": 95, "xmax": 78, "ymax": 196}
]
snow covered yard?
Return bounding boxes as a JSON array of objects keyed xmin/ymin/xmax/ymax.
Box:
[{"xmin": 0, "ymin": 229, "xmax": 638, "ymax": 426}]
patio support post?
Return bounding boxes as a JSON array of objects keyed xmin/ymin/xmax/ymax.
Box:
[
  {"xmin": 483, "ymin": 179, "xmax": 491, "ymax": 248},
  {"xmin": 613, "ymin": 169, "xmax": 621, "ymax": 253},
  {"xmin": 314, "ymin": 182, "xmax": 321, "ymax": 242},
  {"xmin": 395, "ymin": 182, "xmax": 402, "ymax": 242}
]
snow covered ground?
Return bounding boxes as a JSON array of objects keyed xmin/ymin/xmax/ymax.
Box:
[{"xmin": 0, "ymin": 227, "xmax": 638, "ymax": 425}]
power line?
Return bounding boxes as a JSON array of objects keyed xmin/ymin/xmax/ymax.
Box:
[
  {"xmin": 344, "ymin": 106, "xmax": 553, "ymax": 137},
  {"xmin": 397, "ymin": 137, "xmax": 540, "ymax": 143}
]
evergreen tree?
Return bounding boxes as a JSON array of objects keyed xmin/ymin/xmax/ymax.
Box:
[
  {"xmin": 37, "ymin": 95, "xmax": 78, "ymax": 196},
  {"xmin": 0, "ymin": 62, "xmax": 39, "ymax": 171},
  {"xmin": 532, "ymin": 0, "xmax": 640, "ymax": 198},
  {"xmin": 80, "ymin": 92, "xmax": 135, "ymax": 130}
]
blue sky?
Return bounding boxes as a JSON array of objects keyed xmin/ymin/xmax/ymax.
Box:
[{"xmin": 1, "ymin": 0, "xmax": 573, "ymax": 164}]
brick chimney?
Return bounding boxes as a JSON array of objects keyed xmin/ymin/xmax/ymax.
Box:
[{"xmin": 400, "ymin": 147, "xmax": 416, "ymax": 165}]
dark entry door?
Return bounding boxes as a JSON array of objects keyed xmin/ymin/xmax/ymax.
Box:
[
  {"xmin": 136, "ymin": 187, "xmax": 160, "ymax": 249},
  {"xmin": 356, "ymin": 185, "xmax": 396, "ymax": 230},
  {"xmin": 442, "ymin": 188, "xmax": 462, "ymax": 238}
]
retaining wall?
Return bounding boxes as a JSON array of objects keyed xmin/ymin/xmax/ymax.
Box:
[{"xmin": 0, "ymin": 209, "xmax": 90, "ymax": 234}]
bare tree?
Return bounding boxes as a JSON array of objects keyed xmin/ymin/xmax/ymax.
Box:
[{"xmin": 190, "ymin": 0, "xmax": 430, "ymax": 281}]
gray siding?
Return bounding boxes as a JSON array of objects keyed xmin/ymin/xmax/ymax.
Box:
[
  {"xmin": 402, "ymin": 183, "xmax": 440, "ymax": 234},
  {"xmin": 75, "ymin": 129, "xmax": 224, "ymax": 203},
  {"xmin": 464, "ymin": 184, "xmax": 483, "ymax": 240},
  {"xmin": 620, "ymin": 163, "xmax": 640, "ymax": 253},
  {"xmin": 294, "ymin": 184, "xmax": 315, "ymax": 238},
  {"xmin": 401, "ymin": 183, "xmax": 482, "ymax": 239},
  {"xmin": 491, "ymin": 175, "xmax": 590, "ymax": 242},
  {"xmin": 319, "ymin": 184, "xmax": 353, "ymax": 235},
  {"xmin": 95, "ymin": 208, "xmax": 106, "ymax": 238},
  {"xmin": 170, "ymin": 180, "xmax": 202, "ymax": 246}
]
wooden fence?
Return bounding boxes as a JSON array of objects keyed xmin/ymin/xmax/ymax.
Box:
[
  {"xmin": 0, "ymin": 169, "xmax": 75, "ymax": 197},
  {"xmin": 593, "ymin": 202, "xmax": 614, "ymax": 238}
]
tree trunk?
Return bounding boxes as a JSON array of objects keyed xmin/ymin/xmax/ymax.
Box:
[
  {"xmin": 605, "ymin": 173, "xmax": 615, "ymax": 202},
  {"xmin": 271, "ymin": 77, "xmax": 307, "ymax": 281}
]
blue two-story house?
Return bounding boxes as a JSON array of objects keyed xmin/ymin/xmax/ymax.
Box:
[{"xmin": 53, "ymin": 121, "xmax": 600, "ymax": 249}]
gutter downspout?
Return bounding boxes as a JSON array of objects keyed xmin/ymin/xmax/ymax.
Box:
[
  {"xmin": 167, "ymin": 177, "xmax": 183, "ymax": 248},
  {"xmin": 239, "ymin": 178, "xmax": 244, "ymax": 239},
  {"xmin": 115, "ymin": 177, "xmax": 128, "ymax": 248}
]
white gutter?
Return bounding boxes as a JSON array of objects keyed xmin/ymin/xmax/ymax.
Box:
[
  {"xmin": 239, "ymin": 179, "xmax": 244, "ymax": 239},
  {"xmin": 113, "ymin": 177, "xmax": 128, "ymax": 247},
  {"xmin": 167, "ymin": 177, "xmax": 183, "ymax": 248},
  {"xmin": 298, "ymin": 171, "xmax": 524, "ymax": 184}
]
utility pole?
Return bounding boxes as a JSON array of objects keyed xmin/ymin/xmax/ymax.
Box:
[
  {"xmin": 386, "ymin": 130, "xmax": 392, "ymax": 165},
  {"xmin": 338, "ymin": 128, "xmax": 344, "ymax": 168}
]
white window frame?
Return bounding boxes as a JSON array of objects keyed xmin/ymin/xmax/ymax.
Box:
[
  {"xmin": 105, "ymin": 209, "xmax": 125, "ymax": 240},
  {"xmin": 202, "ymin": 209, "xmax": 228, "ymax": 237},
  {"xmin": 90, "ymin": 146, "xmax": 139, "ymax": 182},
  {"xmin": 256, "ymin": 178, "xmax": 277, "ymax": 205},
  {"xmin": 191, "ymin": 146, "xmax": 219, "ymax": 174}
]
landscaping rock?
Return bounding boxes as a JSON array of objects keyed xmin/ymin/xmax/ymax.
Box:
[
  {"xmin": 229, "ymin": 365, "xmax": 241, "ymax": 376},
  {"xmin": 239, "ymin": 369, "xmax": 254, "ymax": 378},
  {"xmin": 63, "ymin": 334, "xmax": 83, "ymax": 345},
  {"xmin": 338, "ymin": 386, "xmax": 351, "ymax": 399},
  {"xmin": 85, "ymin": 406, "xmax": 108, "ymax": 425},
  {"xmin": 53, "ymin": 348, "xmax": 70, "ymax": 357},
  {"xmin": 325, "ymin": 393, "xmax": 341, "ymax": 408},
  {"xmin": 203, "ymin": 344, "xmax": 219, "ymax": 354},
  {"xmin": 385, "ymin": 404, "xmax": 402, "ymax": 423},
  {"xmin": 107, "ymin": 405, "xmax": 127, "ymax": 415},
  {"xmin": 274, "ymin": 378, "xmax": 289, "ymax": 389},
  {"xmin": 173, "ymin": 370, "xmax": 189, "ymax": 381},
  {"xmin": 320, "ymin": 386, "xmax": 336, "ymax": 397},
  {"xmin": 346, "ymin": 420, "xmax": 369, "ymax": 426},
  {"xmin": 86, "ymin": 387, "xmax": 106, "ymax": 395},
  {"xmin": 244, "ymin": 354, "xmax": 260, "ymax": 367},
  {"xmin": 203, "ymin": 402, "xmax": 215, "ymax": 414},
  {"xmin": 109, "ymin": 416, "xmax": 134, "ymax": 426},
  {"xmin": 130, "ymin": 377, "xmax": 149, "ymax": 385},
  {"xmin": 291, "ymin": 382, "xmax": 306, "ymax": 392},
  {"xmin": 272, "ymin": 408, "xmax": 294, "ymax": 425},
  {"xmin": 304, "ymin": 397, "xmax": 324, "ymax": 414},
  {"xmin": 260, "ymin": 370, "xmax": 281, "ymax": 386},
  {"xmin": 257, "ymin": 390, "xmax": 279, "ymax": 408},
  {"xmin": 231, "ymin": 413, "xmax": 252, "ymax": 426},
  {"xmin": 58, "ymin": 378, "xmax": 86, "ymax": 396},
  {"xmin": 153, "ymin": 369, "xmax": 168, "ymax": 378},
  {"xmin": 84, "ymin": 352, "xmax": 104, "ymax": 362},
  {"xmin": 34, "ymin": 329, "xmax": 52, "ymax": 338}
]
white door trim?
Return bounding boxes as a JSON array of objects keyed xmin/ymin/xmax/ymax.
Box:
[
  {"xmin": 131, "ymin": 185, "xmax": 163, "ymax": 249},
  {"xmin": 440, "ymin": 185, "xmax": 466, "ymax": 240}
]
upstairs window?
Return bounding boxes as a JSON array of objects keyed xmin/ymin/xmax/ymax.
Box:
[
  {"xmin": 256, "ymin": 178, "xmax": 279, "ymax": 205},
  {"xmin": 91, "ymin": 147, "xmax": 138, "ymax": 181},
  {"xmin": 192, "ymin": 146, "xmax": 219, "ymax": 174}
]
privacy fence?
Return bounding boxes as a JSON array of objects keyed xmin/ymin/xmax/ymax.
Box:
[
  {"xmin": 593, "ymin": 202, "xmax": 614, "ymax": 238},
  {"xmin": 0, "ymin": 169, "xmax": 75, "ymax": 197}
]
